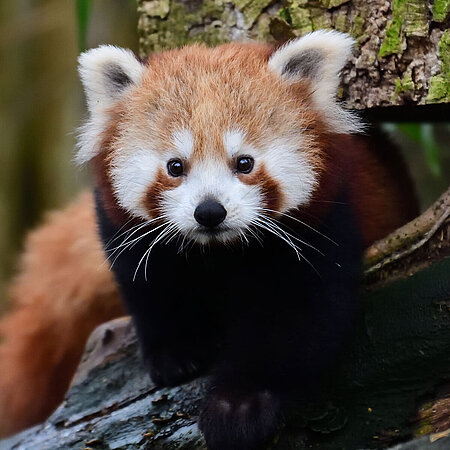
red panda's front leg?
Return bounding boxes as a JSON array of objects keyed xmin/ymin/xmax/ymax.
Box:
[
  {"xmin": 95, "ymin": 194, "xmax": 224, "ymax": 387},
  {"xmin": 199, "ymin": 198, "xmax": 362, "ymax": 450}
]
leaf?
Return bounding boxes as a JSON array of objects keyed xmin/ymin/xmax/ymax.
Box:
[
  {"xmin": 395, "ymin": 124, "xmax": 442, "ymax": 177},
  {"xmin": 76, "ymin": 0, "xmax": 92, "ymax": 52}
]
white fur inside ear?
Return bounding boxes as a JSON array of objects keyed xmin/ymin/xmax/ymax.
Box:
[
  {"xmin": 78, "ymin": 45, "xmax": 145, "ymax": 113},
  {"xmin": 76, "ymin": 45, "xmax": 145, "ymax": 164},
  {"xmin": 269, "ymin": 30, "xmax": 362, "ymax": 134}
]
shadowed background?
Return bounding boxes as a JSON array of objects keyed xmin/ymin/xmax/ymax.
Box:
[{"xmin": 0, "ymin": 0, "xmax": 449, "ymax": 307}]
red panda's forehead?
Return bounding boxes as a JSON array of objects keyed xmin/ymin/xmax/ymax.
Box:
[{"xmin": 121, "ymin": 43, "xmax": 317, "ymax": 159}]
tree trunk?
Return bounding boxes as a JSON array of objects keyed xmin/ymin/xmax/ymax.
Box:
[{"xmin": 137, "ymin": 0, "xmax": 450, "ymax": 117}]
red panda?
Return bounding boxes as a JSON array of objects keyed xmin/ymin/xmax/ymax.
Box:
[{"xmin": 0, "ymin": 30, "xmax": 418, "ymax": 446}]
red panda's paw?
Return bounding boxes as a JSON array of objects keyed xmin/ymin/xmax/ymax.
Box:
[
  {"xmin": 198, "ymin": 388, "xmax": 282, "ymax": 450},
  {"xmin": 144, "ymin": 344, "xmax": 214, "ymax": 387}
]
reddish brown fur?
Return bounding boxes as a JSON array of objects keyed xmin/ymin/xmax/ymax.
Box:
[
  {"xmin": 0, "ymin": 193, "xmax": 124, "ymax": 436},
  {"xmin": 92, "ymin": 107, "xmax": 133, "ymax": 226},
  {"xmin": 300, "ymin": 133, "xmax": 418, "ymax": 248},
  {"xmin": 241, "ymin": 163, "xmax": 284, "ymax": 212},
  {"xmin": 144, "ymin": 167, "xmax": 183, "ymax": 217}
]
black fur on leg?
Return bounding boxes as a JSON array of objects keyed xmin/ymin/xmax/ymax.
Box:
[
  {"xmin": 95, "ymin": 188, "xmax": 362, "ymax": 446},
  {"xmin": 199, "ymin": 387, "xmax": 282, "ymax": 450}
]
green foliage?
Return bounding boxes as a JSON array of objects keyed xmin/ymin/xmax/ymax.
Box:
[
  {"xmin": 433, "ymin": 0, "xmax": 450, "ymax": 22},
  {"xmin": 76, "ymin": 0, "xmax": 92, "ymax": 52},
  {"xmin": 396, "ymin": 124, "xmax": 443, "ymax": 177}
]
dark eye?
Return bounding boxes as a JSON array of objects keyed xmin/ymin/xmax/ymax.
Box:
[
  {"xmin": 236, "ymin": 156, "xmax": 254, "ymax": 174},
  {"xmin": 167, "ymin": 159, "xmax": 184, "ymax": 177}
]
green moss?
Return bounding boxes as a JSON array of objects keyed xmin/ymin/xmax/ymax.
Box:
[
  {"xmin": 440, "ymin": 30, "xmax": 450, "ymax": 74},
  {"xmin": 393, "ymin": 70, "xmax": 415, "ymax": 98},
  {"xmin": 392, "ymin": 70, "xmax": 415, "ymax": 101},
  {"xmin": 138, "ymin": 0, "xmax": 170, "ymax": 19},
  {"xmin": 404, "ymin": 0, "xmax": 428, "ymax": 37},
  {"xmin": 138, "ymin": 0, "xmax": 229, "ymax": 54},
  {"xmin": 286, "ymin": 1, "xmax": 313, "ymax": 35},
  {"xmin": 234, "ymin": 0, "xmax": 273, "ymax": 27},
  {"xmin": 278, "ymin": 7, "xmax": 292, "ymax": 25},
  {"xmin": 310, "ymin": 7, "xmax": 331, "ymax": 30},
  {"xmin": 427, "ymin": 74, "xmax": 449, "ymax": 103},
  {"xmin": 432, "ymin": 0, "xmax": 450, "ymax": 22},
  {"xmin": 426, "ymin": 30, "xmax": 450, "ymax": 103},
  {"xmin": 334, "ymin": 9, "xmax": 349, "ymax": 33},
  {"xmin": 379, "ymin": 0, "xmax": 429, "ymax": 57},
  {"xmin": 256, "ymin": 13, "xmax": 272, "ymax": 41},
  {"xmin": 378, "ymin": 0, "xmax": 406, "ymax": 58},
  {"xmin": 350, "ymin": 14, "xmax": 366, "ymax": 41}
]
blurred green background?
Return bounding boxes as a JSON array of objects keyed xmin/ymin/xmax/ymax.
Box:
[
  {"xmin": 0, "ymin": 0, "xmax": 449, "ymax": 307},
  {"xmin": 0, "ymin": 0, "xmax": 138, "ymax": 308}
]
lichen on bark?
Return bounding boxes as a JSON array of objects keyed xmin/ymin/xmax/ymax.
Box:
[
  {"xmin": 426, "ymin": 30, "xmax": 450, "ymax": 103},
  {"xmin": 138, "ymin": 0, "xmax": 450, "ymax": 110},
  {"xmin": 137, "ymin": 0, "xmax": 234, "ymax": 56},
  {"xmin": 378, "ymin": 0, "xmax": 406, "ymax": 57}
]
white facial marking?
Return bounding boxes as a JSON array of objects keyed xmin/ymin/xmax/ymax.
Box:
[
  {"xmin": 110, "ymin": 147, "xmax": 159, "ymax": 219},
  {"xmin": 172, "ymin": 128, "xmax": 194, "ymax": 159},
  {"xmin": 161, "ymin": 159, "xmax": 263, "ymax": 245},
  {"xmin": 261, "ymin": 136, "xmax": 317, "ymax": 210},
  {"xmin": 224, "ymin": 129, "xmax": 245, "ymax": 158}
]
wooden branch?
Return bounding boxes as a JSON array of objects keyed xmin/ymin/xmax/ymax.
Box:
[
  {"xmin": 364, "ymin": 185, "xmax": 450, "ymax": 288},
  {"xmin": 137, "ymin": 0, "xmax": 450, "ymax": 112}
]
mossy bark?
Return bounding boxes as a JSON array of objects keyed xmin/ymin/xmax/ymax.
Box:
[{"xmin": 137, "ymin": 0, "xmax": 450, "ymax": 110}]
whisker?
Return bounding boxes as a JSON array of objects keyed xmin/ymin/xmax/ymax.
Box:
[
  {"xmin": 108, "ymin": 221, "xmax": 169, "ymax": 269},
  {"xmin": 251, "ymin": 218, "xmax": 302, "ymax": 261},
  {"xmin": 106, "ymin": 215, "xmax": 171, "ymax": 254},
  {"xmin": 251, "ymin": 216, "xmax": 321, "ymax": 277},
  {"xmin": 134, "ymin": 224, "xmax": 177, "ymax": 281},
  {"xmin": 143, "ymin": 226, "xmax": 179, "ymax": 281},
  {"xmin": 259, "ymin": 208, "xmax": 337, "ymax": 245},
  {"xmin": 259, "ymin": 214, "xmax": 324, "ymax": 256},
  {"xmin": 105, "ymin": 222, "xmax": 149, "ymax": 253},
  {"xmin": 104, "ymin": 217, "xmax": 136, "ymax": 248},
  {"xmin": 104, "ymin": 215, "xmax": 167, "ymax": 249},
  {"xmin": 246, "ymin": 225, "xmax": 264, "ymax": 246}
]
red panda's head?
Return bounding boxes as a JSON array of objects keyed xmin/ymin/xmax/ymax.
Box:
[{"xmin": 77, "ymin": 30, "xmax": 360, "ymax": 245}]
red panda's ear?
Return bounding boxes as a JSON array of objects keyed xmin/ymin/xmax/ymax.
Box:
[
  {"xmin": 76, "ymin": 46, "xmax": 145, "ymax": 164},
  {"xmin": 268, "ymin": 30, "xmax": 362, "ymax": 134},
  {"xmin": 78, "ymin": 45, "xmax": 145, "ymax": 115}
]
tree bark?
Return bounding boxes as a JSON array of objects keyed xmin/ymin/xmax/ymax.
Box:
[
  {"xmin": 364, "ymin": 185, "xmax": 450, "ymax": 289},
  {"xmin": 137, "ymin": 0, "xmax": 450, "ymax": 114}
]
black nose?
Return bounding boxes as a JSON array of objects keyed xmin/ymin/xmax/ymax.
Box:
[{"xmin": 194, "ymin": 199, "xmax": 227, "ymax": 228}]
